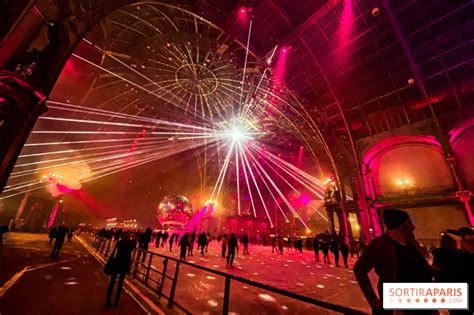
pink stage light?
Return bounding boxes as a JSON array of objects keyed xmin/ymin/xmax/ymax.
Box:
[
  {"xmin": 238, "ymin": 7, "xmax": 248, "ymax": 19},
  {"xmin": 338, "ymin": 0, "xmax": 354, "ymax": 64},
  {"xmin": 299, "ymin": 194, "xmax": 311, "ymax": 206},
  {"xmin": 266, "ymin": 45, "xmax": 289, "ymax": 110},
  {"xmin": 48, "ymin": 203, "xmax": 60, "ymax": 228},
  {"xmin": 57, "ymin": 184, "xmax": 73, "ymax": 193}
]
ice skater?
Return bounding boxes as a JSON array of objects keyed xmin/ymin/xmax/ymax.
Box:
[
  {"xmin": 221, "ymin": 234, "xmax": 228, "ymax": 258},
  {"xmin": 169, "ymin": 233, "xmax": 176, "ymax": 252},
  {"xmin": 320, "ymin": 235, "xmax": 330, "ymax": 264},
  {"xmin": 312, "ymin": 236, "xmax": 320, "ymax": 262},
  {"xmin": 48, "ymin": 226, "xmax": 57, "ymax": 245},
  {"xmin": 188, "ymin": 231, "xmax": 195, "ymax": 256},
  {"xmin": 278, "ymin": 237, "xmax": 284, "ymax": 255},
  {"xmin": 271, "ymin": 237, "xmax": 277, "ymax": 253},
  {"xmin": 105, "ymin": 232, "xmax": 133, "ymax": 308},
  {"xmin": 226, "ymin": 233, "xmax": 238, "ymax": 268},
  {"xmin": 340, "ymin": 237, "xmax": 349, "ymax": 268},
  {"xmin": 198, "ymin": 232, "xmax": 207, "ymax": 255},
  {"xmin": 161, "ymin": 231, "xmax": 169, "ymax": 247},
  {"xmin": 242, "ymin": 233, "xmax": 249, "ymax": 255},
  {"xmin": 155, "ymin": 231, "xmax": 162, "ymax": 248},
  {"xmin": 51, "ymin": 225, "xmax": 67, "ymax": 258},
  {"xmin": 179, "ymin": 233, "xmax": 190, "ymax": 260}
]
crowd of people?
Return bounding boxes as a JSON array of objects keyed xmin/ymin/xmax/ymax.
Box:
[
  {"xmin": 268, "ymin": 231, "xmax": 362, "ymax": 268},
  {"xmin": 84, "ymin": 211, "xmax": 472, "ymax": 313}
]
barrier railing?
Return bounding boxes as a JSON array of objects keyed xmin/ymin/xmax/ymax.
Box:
[{"xmin": 84, "ymin": 234, "xmax": 368, "ymax": 315}]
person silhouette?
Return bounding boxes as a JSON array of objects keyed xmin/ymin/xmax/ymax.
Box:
[
  {"xmin": 51, "ymin": 225, "xmax": 67, "ymax": 258},
  {"xmin": 226, "ymin": 233, "xmax": 239, "ymax": 268},
  {"xmin": 354, "ymin": 209, "xmax": 432, "ymax": 315},
  {"xmin": 105, "ymin": 232, "xmax": 133, "ymax": 308},
  {"xmin": 179, "ymin": 233, "xmax": 190, "ymax": 260}
]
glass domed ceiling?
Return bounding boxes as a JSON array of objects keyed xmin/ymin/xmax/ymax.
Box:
[{"xmin": 5, "ymin": 3, "xmax": 332, "ymax": 228}]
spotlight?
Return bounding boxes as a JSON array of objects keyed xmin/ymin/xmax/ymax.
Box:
[
  {"xmin": 282, "ymin": 48, "xmax": 287, "ymax": 53},
  {"xmin": 371, "ymin": 7, "xmax": 380, "ymax": 17},
  {"xmin": 231, "ymin": 128, "xmax": 244, "ymax": 141},
  {"xmin": 397, "ymin": 178, "xmax": 410, "ymax": 186},
  {"xmin": 240, "ymin": 7, "xmax": 247, "ymax": 14},
  {"xmin": 408, "ymin": 78, "xmax": 415, "ymax": 85},
  {"xmin": 323, "ymin": 176, "xmax": 335, "ymax": 185}
]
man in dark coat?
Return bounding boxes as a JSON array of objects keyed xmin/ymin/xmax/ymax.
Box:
[
  {"xmin": 155, "ymin": 230, "xmax": 162, "ymax": 248},
  {"xmin": 278, "ymin": 237, "xmax": 284, "ymax": 255},
  {"xmin": 169, "ymin": 233, "xmax": 175, "ymax": 252},
  {"xmin": 138, "ymin": 227, "xmax": 152, "ymax": 263},
  {"xmin": 48, "ymin": 226, "xmax": 57, "ymax": 244},
  {"xmin": 433, "ymin": 231, "xmax": 474, "ymax": 315},
  {"xmin": 242, "ymin": 233, "xmax": 249, "ymax": 255},
  {"xmin": 297, "ymin": 237, "xmax": 303, "ymax": 253},
  {"xmin": 221, "ymin": 234, "xmax": 228, "ymax": 258},
  {"xmin": 226, "ymin": 233, "xmax": 238, "ymax": 268},
  {"xmin": 51, "ymin": 225, "xmax": 68, "ymax": 258},
  {"xmin": 161, "ymin": 231, "xmax": 169, "ymax": 247},
  {"xmin": 179, "ymin": 233, "xmax": 190, "ymax": 260},
  {"xmin": 271, "ymin": 236, "xmax": 277, "ymax": 253},
  {"xmin": 339, "ymin": 236, "xmax": 349, "ymax": 268},
  {"xmin": 330, "ymin": 237, "xmax": 340, "ymax": 267},
  {"xmin": 312, "ymin": 236, "xmax": 320, "ymax": 262},
  {"xmin": 198, "ymin": 232, "xmax": 207, "ymax": 255},
  {"xmin": 106, "ymin": 232, "xmax": 133, "ymax": 308},
  {"xmin": 354, "ymin": 209, "xmax": 432, "ymax": 315}
]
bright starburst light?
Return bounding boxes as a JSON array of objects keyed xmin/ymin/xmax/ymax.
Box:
[{"xmin": 1, "ymin": 3, "xmax": 351, "ymax": 229}]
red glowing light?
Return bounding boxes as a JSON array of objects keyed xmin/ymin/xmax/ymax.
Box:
[
  {"xmin": 240, "ymin": 8, "xmax": 246, "ymax": 13},
  {"xmin": 282, "ymin": 48, "xmax": 287, "ymax": 53}
]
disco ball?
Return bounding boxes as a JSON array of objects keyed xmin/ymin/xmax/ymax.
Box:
[{"xmin": 157, "ymin": 195, "xmax": 193, "ymax": 226}]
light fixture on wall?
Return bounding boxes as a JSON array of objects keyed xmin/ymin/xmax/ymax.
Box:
[
  {"xmin": 397, "ymin": 178, "xmax": 410, "ymax": 186},
  {"xmin": 397, "ymin": 178, "xmax": 411, "ymax": 195}
]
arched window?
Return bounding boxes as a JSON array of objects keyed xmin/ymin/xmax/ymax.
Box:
[{"xmin": 363, "ymin": 135, "xmax": 454, "ymax": 198}]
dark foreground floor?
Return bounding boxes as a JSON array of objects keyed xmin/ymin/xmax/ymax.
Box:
[{"xmin": 0, "ymin": 232, "xmax": 147, "ymax": 315}]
